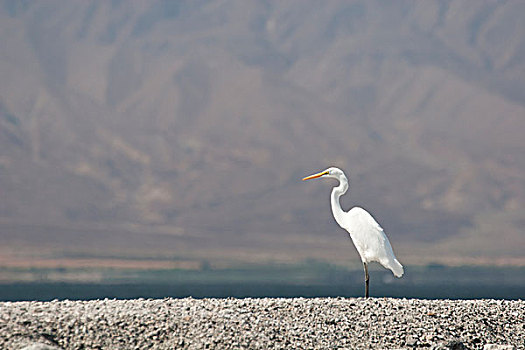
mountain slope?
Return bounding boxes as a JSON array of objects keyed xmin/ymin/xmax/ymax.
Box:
[{"xmin": 0, "ymin": 0, "xmax": 524, "ymax": 265}]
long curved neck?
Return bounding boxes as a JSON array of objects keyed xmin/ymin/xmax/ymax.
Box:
[{"xmin": 330, "ymin": 174, "xmax": 348, "ymax": 228}]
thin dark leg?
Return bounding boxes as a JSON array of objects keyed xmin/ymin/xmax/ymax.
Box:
[{"xmin": 363, "ymin": 262, "xmax": 369, "ymax": 298}]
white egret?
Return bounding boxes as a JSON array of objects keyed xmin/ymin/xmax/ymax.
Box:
[{"xmin": 303, "ymin": 167, "xmax": 403, "ymax": 298}]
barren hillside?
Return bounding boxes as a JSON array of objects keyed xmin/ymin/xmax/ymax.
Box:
[{"xmin": 0, "ymin": 0, "xmax": 524, "ymax": 265}]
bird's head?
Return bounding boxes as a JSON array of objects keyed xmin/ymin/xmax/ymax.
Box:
[{"xmin": 302, "ymin": 167, "xmax": 345, "ymax": 181}]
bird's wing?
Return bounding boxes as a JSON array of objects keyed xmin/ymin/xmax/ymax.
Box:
[{"xmin": 343, "ymin": 207, "xmax": 403, "ymax": 277}]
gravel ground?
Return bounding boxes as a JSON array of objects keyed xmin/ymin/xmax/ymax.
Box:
[{"xmin": 0, "ymin": 297, "xmax": 523, "ymax": 349}]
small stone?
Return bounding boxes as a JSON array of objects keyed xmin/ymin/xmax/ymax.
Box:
[
  {"xmin": 20, "ymin": 344, "xmax": 63, "ymax": 350},
  {"xmin": 406, "ymin": 336, "xmax": 417, "ymax": 347},
  {"xmin": 483, "ymin": 345, "xmax": 515, "ymax": 350},
  {"xmin": 446, "ymin": 341, "xmax": 467, "ymax": 350}
]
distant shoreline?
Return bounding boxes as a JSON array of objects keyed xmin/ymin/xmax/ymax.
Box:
[
  {"xmin": 1, "ymin": 264, "xmax": 524, "ymax": 301},
  {"xmin": 1, "ymin": 280, "xmax": 524, "ymax": 302}
]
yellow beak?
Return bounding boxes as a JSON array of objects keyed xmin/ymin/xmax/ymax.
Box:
[{"xmin": 302, "ymin": 171, "xmax": 328, "ymax": 181}]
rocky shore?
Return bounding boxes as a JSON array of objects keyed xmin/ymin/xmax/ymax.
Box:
[{"xmin": 0, "ymin": 297, "xmax": 523, "ymax": 349}]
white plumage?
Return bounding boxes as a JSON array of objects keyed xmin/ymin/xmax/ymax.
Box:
[
  {"xmin": 303, "ymin": 167, "xmax": 404, "ymax": 297},
  {"xmin": 344, "ymin": 207, "xmax": 404, "ymax": 278}
]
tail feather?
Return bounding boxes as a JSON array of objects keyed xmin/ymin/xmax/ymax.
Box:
[{"xmin": 387, "ymin": 258, "xmax": 404, "ymax": 278}]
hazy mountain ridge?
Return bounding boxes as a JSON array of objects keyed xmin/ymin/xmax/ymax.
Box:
[{"xmin": 0, "ymin": 0, "xmax": 524, "ymax": 264}]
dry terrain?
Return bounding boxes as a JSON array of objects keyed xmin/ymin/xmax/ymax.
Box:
[
  {"xmin": 0, "ymin": 1, "xmax": 524, "ymax": 266},
  {"xmin": 1, "ymin": 298, "xmax": 523, "ymax": 349}
]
